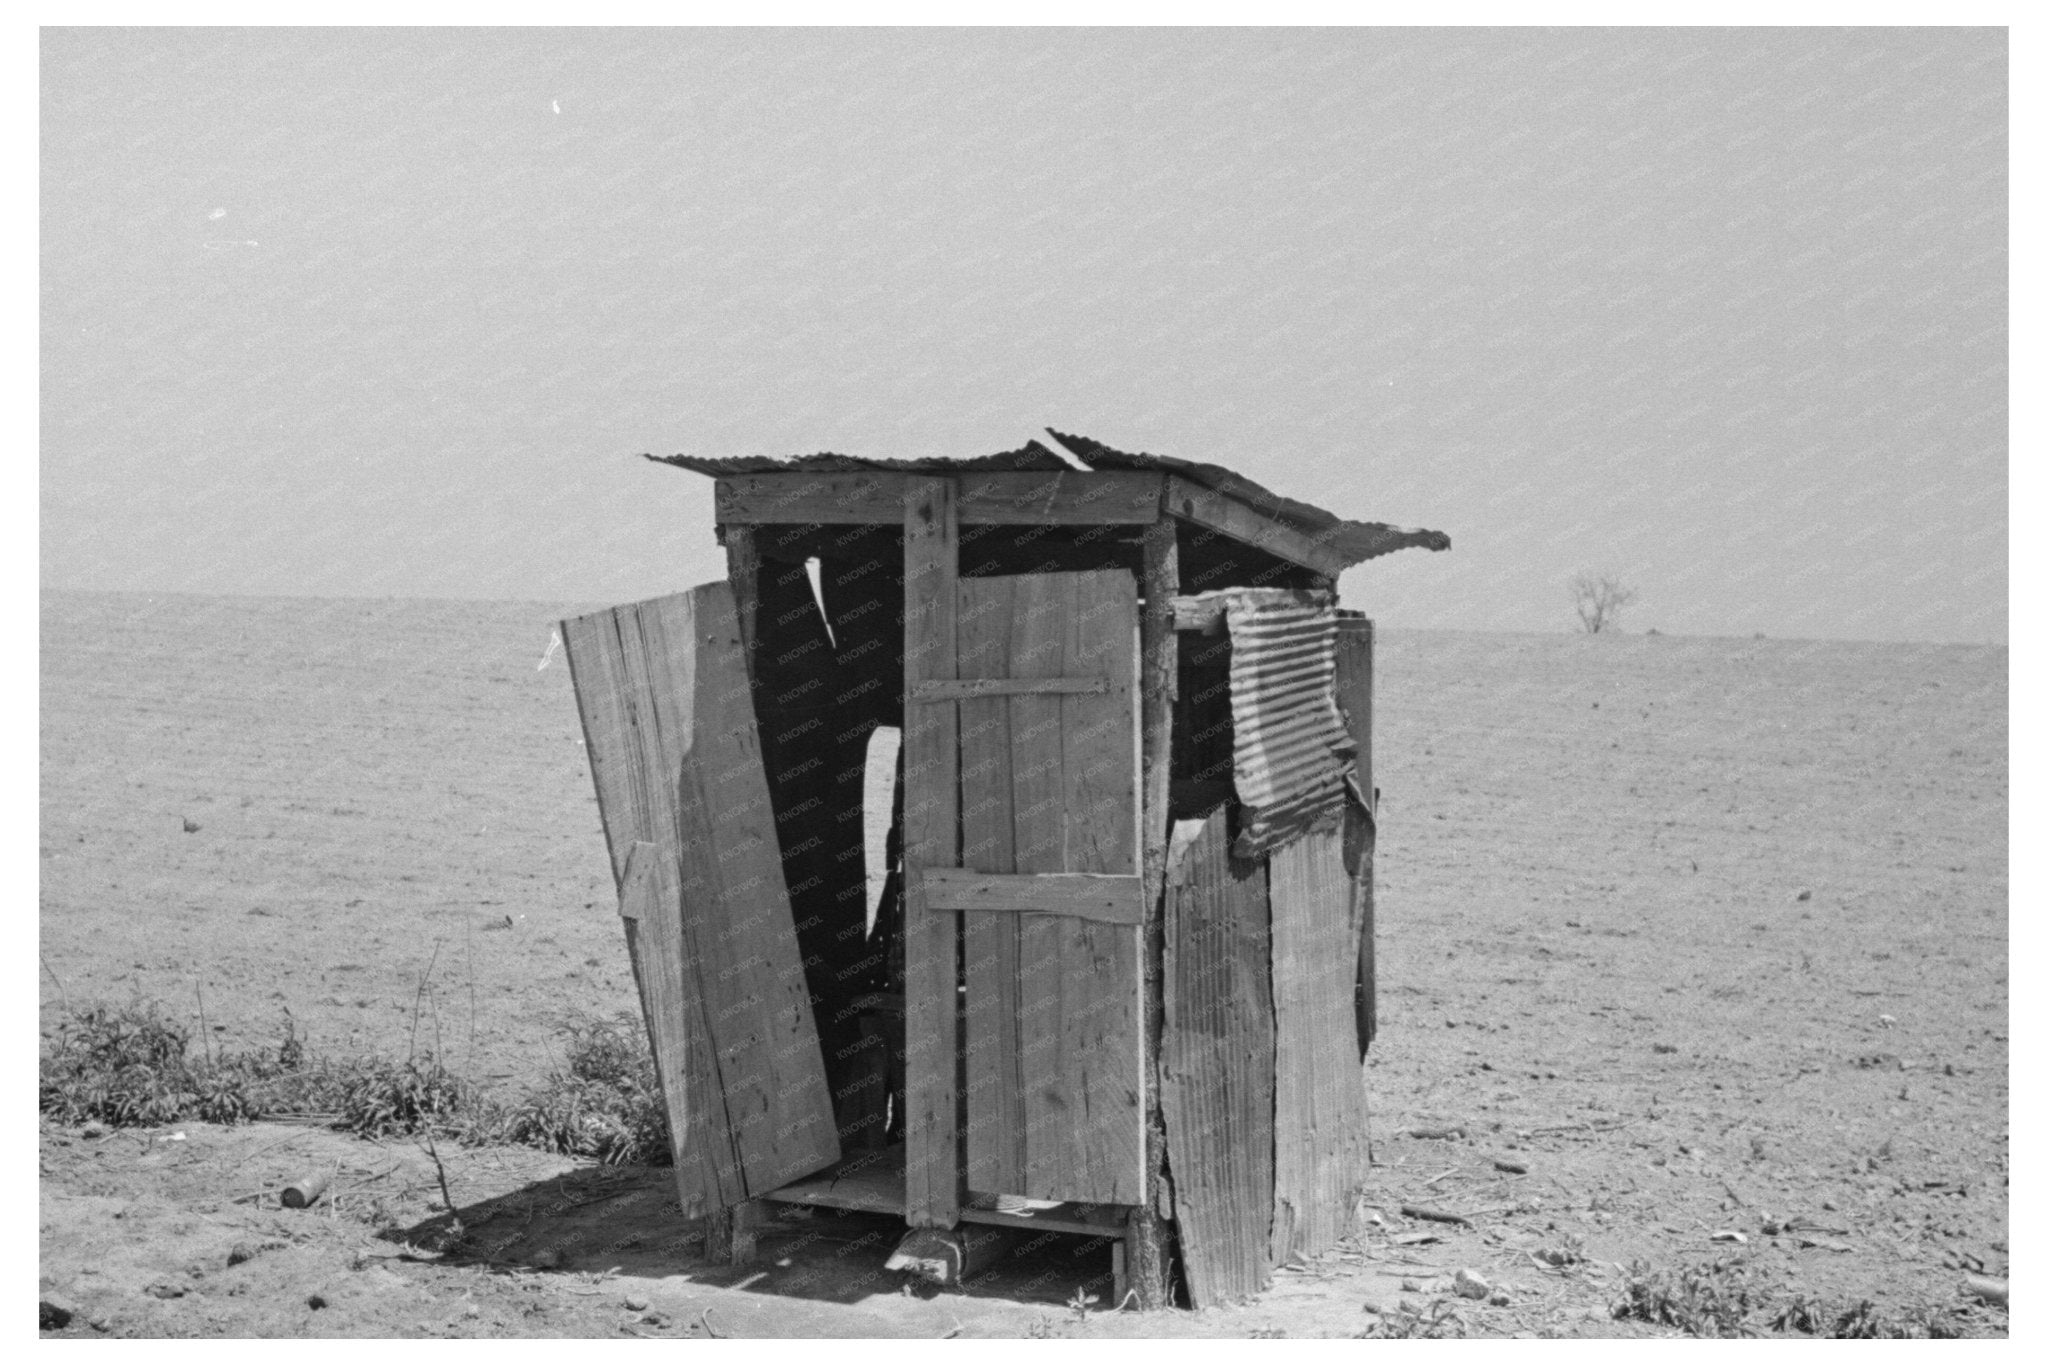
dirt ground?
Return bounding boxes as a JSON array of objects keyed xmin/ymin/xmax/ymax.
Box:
[{"xmin": 38, "ymin": 590, "xmax": 2008, "ymax": 1338}]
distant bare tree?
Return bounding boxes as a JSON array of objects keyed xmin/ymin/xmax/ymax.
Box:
[{"xmin": 1568, "ymin": 572, "xmax": 1637, "ymax": 634}]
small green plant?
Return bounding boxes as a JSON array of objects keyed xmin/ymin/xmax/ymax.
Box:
[
  {"xmin": 38, "ymin": 999, "xmax": 678, "ymax": 1165},
  {"xmin": 1613, "ymin": 1256, "xmax": 1761, "ymax": 1337},
  {"xmin": 337, "ymin": 1057, "xmax": 473, "ymax": 1139},
  {"xmin": 1361, "ymin": 1299, "xmax": 1467, "ymax": 1339},
  {"xmin": 1616, "ymin": 1258, "xmax": 1975, "ymax": 1339},
  {"xmin": 1769, "ymin": 1294, "xmax": 1966, "ymax": 1340},
  {"xmin": 491, "ymin": 1012, "xmax": 671, "ymax": 1164}
]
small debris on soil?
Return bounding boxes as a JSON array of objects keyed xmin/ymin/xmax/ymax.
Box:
[
  {"xmin": 40, "ymin": 1293, "xmax": 77, "ymax": 1330},
  {"xmin": 1794, "ymin": 888, "xmax": 1811, "ymax": 902},
  {"xmin": 623, "ymin": 1295, "xmax": 648, "ymax": 1312},
  {"xmin": 1453, "ymin": 1269, "xmax": 1491, "ymax": 1301},
  {"xmin": 1402, "ymin": 1204, "xmax": 1472, "ymax": 1226},
  {"xmin": 307, "ymin": 1294, "xmax": 328, "ymax": 1310},
  {"xmin": 1493, "ymin": 1158, "xmax": 1529, "ymax": 1174},
  {"xmin": 1964, "ymin": 1275, "xmax": 2008, "ymax": 1308},
  {"xmin": 145, "ymin": 1283, "xmax": 185, "ymax": 1300}
]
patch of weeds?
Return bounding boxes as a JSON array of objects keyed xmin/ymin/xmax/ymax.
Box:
[
  {"xmin": 492, "ymin": 1012, "xmax": 670, "ymax": 1165},
  {"xmin": 40, "ymin": 1000, "xmax": 671, "ymax": 1166},
  {"xmin": 1769, "ymin": 1294, "xmax": 1967, "ymax": 1340},
  {"xmin": 1617, "ymin": 1256, "xmax": 1974, "ymax": 1339},
  {"xmin": 1360, "ymin": 1299, "xmax": 1467, "ymax": 1339},
  {"xmin": 1612, "ymin": 1256, "xmax": 1762, "ymax": 1337},
  {"xmin": 39, "ymin": 1002, "xmax": 198, "ymax": 1127},
  {"xmin": 337, "ymin": 1057, "xmax": 474, "ymax": 1139},
  {"xmin": 41, "ymin": 1004, "xmax": 360, "ymax": 1128}
]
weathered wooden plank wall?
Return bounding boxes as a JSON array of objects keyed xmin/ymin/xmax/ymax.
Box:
[
  {"xmin": 1267, "ymin": 824, "xmax": 1372, "ymax": 1264},
  {"xmin": 1159, "ymin": 806, "xmax": 1276, "ymax": 1307},
  {"xmin": 958, "ymin": 571, "xmax": 1145, "ymax": 1206}
]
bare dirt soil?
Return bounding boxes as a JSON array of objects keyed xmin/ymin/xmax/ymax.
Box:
[{"xmin": 38, "ymin": 590, "xmax": 2008, "ymax": 1338}]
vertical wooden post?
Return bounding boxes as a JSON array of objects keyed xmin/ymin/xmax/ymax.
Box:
[
  {"xmin": 723, "ymin": 525, "xmax": 761, "ymax": 673},
  {"xmin": 1129, "ymin": 515, "xmax": 1179, "ymax": 1308},
  {"xmin": 1335, "ymin": 615, "xmax": 1374, "ymax": 1056},
  {"xmin": 902, "ymin": 476, "xmax": 962, "ymax": 1229}
]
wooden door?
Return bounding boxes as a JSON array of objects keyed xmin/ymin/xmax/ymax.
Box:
[
  {"xmin": 924, "ymin": 570, "xmax": 1146, "ymax": 1206},
  {"xmin": 561, "ymin": 584, "xmax": 841, "ymax": 1217}
]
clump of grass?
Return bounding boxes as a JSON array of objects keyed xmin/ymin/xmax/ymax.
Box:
[
  {"xmin": 39, "ymin": 1000, "xmax": 673, "ymax": 1165},
  {"xmin": 39, "ymin": 1002, "xmax": 202, "ymax": 1127},
  {"xmin": 1612, "ymin": 1256, "xmax": 1763, "ymax": 1337},
  {"xmin": 493, "ymin": 1012, "xmax": 671, "ymax": 1165},
  {"xmin": 39, "ymin": 1002, "xmax": 433, "ymax": 1130},
  {"xmin": 1359, "ymin": 1299, "xmax": 1467, "ymax": 1339},
  {"xmin": 1769, "ymin": 1293, "xmax": 1967, "ymax": 1340},
  {"xmin": 336, "ymin": 1057, "xmax": 475, "ymax": 1139},
  {"xmin": 1616, "ymin": 1256, "xmax": 1975, "ymax": 1339}
]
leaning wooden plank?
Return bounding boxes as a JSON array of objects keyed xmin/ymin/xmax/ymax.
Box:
[
  {"xmin": 1164, "ymin": 476, "xmax": 1348, "ymax": 578},
  {"xmin": 616, "ymin": 839, "xmax": 734, "ymax": 1215},
  {"xmin": 909, "ymin": 675, "xmax": 1109, "ymax": 701},
  {"xmin": 561, "ymin": 588, "xmax": 841, "ymax": 1213},
  {"xmin": 1160, "ymin": 809, "xmax": 1275, "ymax": 1308},
  {"xmin": 1268, "ymin": 826, "xmax": 1372, "ymax": 1264},
  {"xmin": 560, "ymin": 604, "xmax": 733, "ymax": 1214},
  {"xmin": 718, "ymin": 471, "xmax": 1163, "ymax": 526},
  {"xmin": 653, "ymin": 590, "xmax": 840, "ymax": 1194},
  {"xmin": 902, "ymin": 475, "xmax": 963, "ymax": 1229},
  {"xmin": 926, "ymin": 870, "xmax": 1145, "ymax": 923}
]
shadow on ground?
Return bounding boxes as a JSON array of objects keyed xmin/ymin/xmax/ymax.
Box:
[{"xmin": 385, "ymin": 1166, "xmax": 1122, "ymax": 1311}]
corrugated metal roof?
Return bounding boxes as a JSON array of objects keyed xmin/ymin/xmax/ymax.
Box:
[
  {"xmin": 645, "ymin": 432, "xmax": 1451, "ymax": 567},
  {"xmin": 1221, "ymin": 588, "xmax": 1354, "ymax": 858}
]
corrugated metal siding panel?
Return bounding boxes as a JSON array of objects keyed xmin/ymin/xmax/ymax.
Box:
[
  {"xmin": 1223, "ymin": 589, "xmax": 1354, "ymax": 857},
  {"xmin": 645, "ymin": 446, "xmax": 1071, "ymax": 477}
]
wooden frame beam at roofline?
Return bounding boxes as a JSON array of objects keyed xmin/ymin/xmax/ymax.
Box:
[
  {"xmin": 712, "ymin": 471, "xmax": 1358, "ymax": 577},
  {"xmin": 1160, "ymin": 477, "xmax": 1348, "ymax": 579},
  {"xmin": 715, "ymin": 471, "xmax": 1165, "ymax": 526}
]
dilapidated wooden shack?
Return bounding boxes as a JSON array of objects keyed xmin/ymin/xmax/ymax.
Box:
[{"xmin": 559, "ymin": 431, "xmax": 1448, "ymax": 1309}]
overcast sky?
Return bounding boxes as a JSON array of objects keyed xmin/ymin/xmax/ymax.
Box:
[{"xmin": 41, "ymin": 27, "xmax": 2006, "ymax": 643}]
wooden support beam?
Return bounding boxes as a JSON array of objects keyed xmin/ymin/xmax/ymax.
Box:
[
  {"xmin": 908, "ymin": 676, "xmax": 1108, "ymax": 701},
  {"xmin": 902, "ymin": 475, "xmax": 962, "ymax": 1230},
  {"xmin": 717, "ymin": 471, "xmax": 1164, "ymax": 526},
  {"xmin": 723, "ymin": 525, "xmax": 761, "ymax": 674},
  {"xmin": 1335, "ymin": 616, "xmax": 1376, "ymax": 1058},
  {"xmin": 923, "ymin": 870, "xmax": 1144, "ymax": 924},
  {"xmin": 1170, "ymin": 593, "xmax": 1229, "ymax": 634},
  {"xmin": 1163, "ymin": 476, "xmax": 1349, "ymax": 579},
  {"xmin": 1128, "ymin": 516, "xmax": 1180, "ymax": 1310}
]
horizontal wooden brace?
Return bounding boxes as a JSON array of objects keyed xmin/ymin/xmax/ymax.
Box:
[
  {"xmin": 907, "ymin": 676, "xmax": 1109, "ymax": 702},
  {"xmin": 1170, "ymin": 594, "xmax": 1229, "ymax": 634},
  {"xmin": 920, "ymin": 869, "xmax": 1145, "ymax": 925},
  {"xmin": 716, "ymin": 471, "xmax": 1165, "ymax": 526}
]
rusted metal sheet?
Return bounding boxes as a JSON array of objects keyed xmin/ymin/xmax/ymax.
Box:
[{"xmin": 1221, "ymin": 589, "xmax": 1353, "ymax": 858}]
